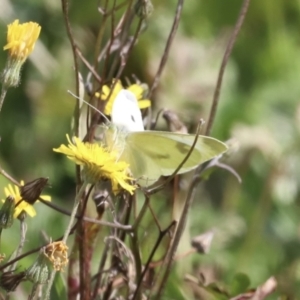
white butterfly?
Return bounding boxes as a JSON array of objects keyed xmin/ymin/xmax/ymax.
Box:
[{"xmin": 103, "ymin": 89, "xmax": 227, "ymax": 186}]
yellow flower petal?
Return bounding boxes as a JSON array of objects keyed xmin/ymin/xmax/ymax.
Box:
[
  {"xmin": 40, "ymin": 195, "xmax": 51, "ymax": 202},
  {"xmin": 128, "ymin": 84, "xmax": 144, "ymax": 99},
  {"xmin": 95, "ymin": 79, "xmax": 151, "ymax": 115},
  {"xmin": 138, "ymin": 100, "xmax": 151, "ymax": 109}
]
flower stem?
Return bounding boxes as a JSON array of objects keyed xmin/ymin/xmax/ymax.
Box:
[
  {"xmin": 0, "ymin": 87, "xmax": 7, "ymax": 113},
  {"xmin": 8, "ymin": 213, "xmax": 27, "ymax": 272},
  {"xmin": 62, "ymin": 181, "xmax": 87, "ymax": 243}
]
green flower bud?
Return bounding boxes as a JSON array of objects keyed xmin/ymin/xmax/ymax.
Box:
[
  {"xmin": 0, "ymin": 196, "xmax": 15, "ymax": 229},
  {"xmin": 134, "ymin": 0, "xmax": 153, "ymax": 19},
  {"xmin": 26, "ymin": 252, "xmax": 50, "ymax": 284}
]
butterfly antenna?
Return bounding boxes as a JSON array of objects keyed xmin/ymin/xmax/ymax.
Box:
[{"xmin": 67, "ymin": 90, "xmax": 110, "ymax": 123}]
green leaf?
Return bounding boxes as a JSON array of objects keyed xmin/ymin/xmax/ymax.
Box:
[
  {"xmin": 201, "ymin": 282, "xmax": 230, "ymax": 300},
  {"xmin": 229, "ymin": 273, "xmax": 251, "ymax": 296},
  {"xmin": 164, "ymin": 274, "xmax": 189, "ymax": 300},
  {"xmin": 52, "ymin": 273, "xmax": 67, "ymax": 299}
]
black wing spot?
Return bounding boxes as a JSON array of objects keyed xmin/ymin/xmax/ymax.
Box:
[
  {"xmin": 131, "ymin": 115, "xmax": 135, "ymax": 123},
  {"xmin": 176, "ymin": 142, "xmax": 190, "ymax": 154}
]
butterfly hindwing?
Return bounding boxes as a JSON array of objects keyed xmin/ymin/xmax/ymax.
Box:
[{"xmin": 123, "ymin": 131, "xmax": 227, "ymax": 185}]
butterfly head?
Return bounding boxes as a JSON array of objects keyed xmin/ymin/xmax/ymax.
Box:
[{"xmin": 111, "ymin": 90, "xmax": 144, "ymax": 132}]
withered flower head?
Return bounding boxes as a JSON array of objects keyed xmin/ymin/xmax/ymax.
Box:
[
  {"xmin": 0, "ymin": 270, "xmax": 26, "ymax": 292},
  {"xmin": 20, "ymin": 177, "xmax": 49, "ymax": 205},
  {"xmin": 191, "ymin": 231, "xmax": 214, "ymax": 254},
  {"xmin": 43, "ymin": 241, "xmax": 69, "ymax": 272},
  {"xmin": 162, "ymin": 109, "xmax": 188, "ymax": 134},
  {"xmin": 93, "ymin": 182, "xmax": 111, "ymax": 216}
]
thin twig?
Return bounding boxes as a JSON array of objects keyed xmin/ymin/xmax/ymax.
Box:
[
  {"xmin": 7, "ymin": 214, "xmax": 27, "ymax": 272},
  {"xmin": 114, "ymin": 17, "xmax": 144, "ymax": 80},
  {"xmin": 78, "ymin": 185, "xmax": 94, "ymax": 300},
  {"xmin": 94, "ymin": 0, "xmax": 110, "ymax": 68},
  {"xmin": 61, "ymin": 0, "xmax": 80, "ymax": 135},
  {"xmin": 132, "ymin": 221, "xmax": 176, "ymax": 300},
  {"xmin": 147, "ymin": 0, "xmax": 184, "ymax": 99},
  {"xmin": 129, "ymin": 230, "xmax": 142, "ymax": 299},
  {"xmin": 63, "ymin": 183, "xmax": 87, "ymax": 243},
  {"xmin": 91, "ymin": 242, "xmax": 110, "ymax": 299},
  {"xmin": 133, "ymin": 195, "xmax": 150, "ymax": 229},
  {"xmin": 0, "ymin": 166, "xmax": 19, "ymax": 185},
  {"xmin": 76, "ymin": 48, "xmax": 102, "ymax": 83},
  {"xmin": 107, "ymin": 0, "xmax": 135, "ymax": 80},
  {"xmin": 153, "ymin": 173, "xmax": 201, "ymax": 299},
  {"xmin": 101, "ymin": 0, "xmax": 118, "ymax": 81},
  {"xmin": 205, "ymin": 0, "xmax": 251, "ymax": 136},
  {"xmin": 61, "ymin": 0, "xmax": 82, "ymax": 187}
]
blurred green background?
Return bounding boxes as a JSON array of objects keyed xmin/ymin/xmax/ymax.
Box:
[{"xmin": 0, "ymin": 0, "xmax": 300, "ymax": 299}]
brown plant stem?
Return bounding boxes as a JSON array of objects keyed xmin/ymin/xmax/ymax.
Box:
[
  {"xmin": 78, "ymin": 185, "xmax": 93, "ymax": 300},
  {"xmin": 132, "ymin": 221, "xmax": 177, "ymax": 300},
  {"xmin": 147, "ymin": 0, "xmax": 184, "ymax": 100},
  {"xmin": 205, "ymin": 0, "xmax": 251, "ymax": 136},
  {"xmin": 61, "ymin": 0, "xmax": 82, "ymax": 191}
]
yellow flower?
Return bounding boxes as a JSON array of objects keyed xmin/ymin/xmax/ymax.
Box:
[
  {"xmin": 2, "ymin": 20, "xmax": 41, "ymax": 89},
  {"xmin": 53, "ymin": 135, "xmax": 136, "ymax": 195},
  {"xmin": 2, "ymin": 181, "xmax": 51, "ymax": 218},
  {"xmin": 95, "ymin": 80, "xmax": 151, "ymax": 115},
  {"xmin": 4, "ymin": 19, "xmax": 41, "ymax": 62}
]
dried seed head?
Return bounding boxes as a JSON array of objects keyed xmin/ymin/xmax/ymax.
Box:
[
  {"xmin": 0, "ymin": 271, "xmax": 26, "ymax": 292},
  {"xmin": 20, "ymin": 177, "xmax": 48, "ymax": 205},
  {"xmin": 93, "ymin": 184, "xmax": 111, "ymax": 216},
  {"xmin": 191, "ymin": 230, "xmax": 214, "ymax": 254},
  {"xmin": 163, "ymin": 110, "xmax": 188, "ymax": 134}
]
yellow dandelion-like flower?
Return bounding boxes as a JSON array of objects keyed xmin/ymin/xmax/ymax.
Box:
[
  {"xmin": 4, "ymin": 19, "xmax": 41, "ymax": 62},
  {"xmin": 95, "ymin": 79, "xmax": 151, "ymax": 115},
  {"xmin": 53, "ymin": 135, "xmax": 135, "ymax": 195},
  {"xmin": 1, "ymin": 20, "xmax": 41, "ymax": 89},
  {"xmin": 2, "ymin": 181, "xmax": 51, "ymax": 218},
  {"xmin": 43, "ymin": 241, "xmax": 68, "ymax": 272}
]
